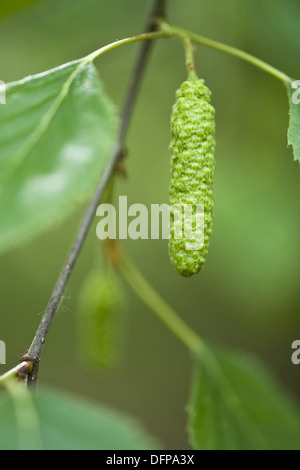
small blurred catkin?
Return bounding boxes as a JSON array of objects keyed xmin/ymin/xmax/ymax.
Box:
[
  {"xmin": 169, "ymin": 79, "xmax": 216, "ymax": 277},
  {"xmin": 78, "ymin": 270, "xmax": 124, "ymax": 370}
]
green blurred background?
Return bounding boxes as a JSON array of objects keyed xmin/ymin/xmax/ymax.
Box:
[{"xmin": 0, "ymin": 0, "xmax": 300, "ymax": 449}]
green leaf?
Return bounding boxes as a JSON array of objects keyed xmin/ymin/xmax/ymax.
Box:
[
  {"xmin": 189, "ymin": 344, "xmax": 300, "ymax": 450},
  {"xmin": 287, "ymin": 80, "xmax": 300, "ymax": 163},
  {"xmin": 0, "ymin": 388, "xmax": 159, "ymax": 450},
  {"xmin": 0, "ymin": 60, "xmax": 118, "ymax": 255},
  {"xmin": 0, "ymin": 0, "xmax": 40, "ymax": 19}
]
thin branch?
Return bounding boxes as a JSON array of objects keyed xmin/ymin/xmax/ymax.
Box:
[
  {"xmin": 24, "ymin": 0, "xmax": 167, "ymax": 388},
  {"xmin": 120, "ymin": 250, "xmax": 202, "ymax": 354},
  {"xmin": 161, "ymin": 22, "xmax": 292, "ymax": 84},
  {"xmin": 182, "ymin": 36, "xmax": 198, "ymax": 82},
  {"xmin": 118, "ymin": 0, "xmax": 167, "ymax": 143}
]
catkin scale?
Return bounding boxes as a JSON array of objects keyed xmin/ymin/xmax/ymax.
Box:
[{"xmin": 169, "ymin": 79, "xmax": 216, "ymax": 277}]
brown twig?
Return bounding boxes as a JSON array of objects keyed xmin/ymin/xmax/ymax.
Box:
[{"xmin": 24, "ymin": 0, "xmax": 167, "ymax": 388}]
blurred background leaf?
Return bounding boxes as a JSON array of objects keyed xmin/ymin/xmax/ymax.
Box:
[
  {"xmin": 0, "ymin": 387, "xmax": 158, "ymax": 450},
  {"xmin": 0, "ymin": 0, "xmax": 40, "ymax": 19},
  {"xmin": 189, "ymin": 345, "xmax": 300, "ymax": 450},
  {"xmin": 0, "ymin": 0, "xmax": 299, "ymax": 449}
]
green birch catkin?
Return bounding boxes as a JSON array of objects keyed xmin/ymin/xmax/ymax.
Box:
[
  {"xmin": 169, "ymin": 79, "xmax": 216, "ymax": 277},
  {"xmin": 78, "ymin": 271, "xmax": 124, "ymax": 369}
]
